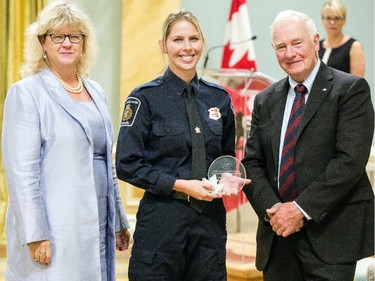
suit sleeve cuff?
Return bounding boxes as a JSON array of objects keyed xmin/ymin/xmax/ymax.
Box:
[{"xmin": 293, "ymin": 201, "xmax": 312, "ymax": 220}]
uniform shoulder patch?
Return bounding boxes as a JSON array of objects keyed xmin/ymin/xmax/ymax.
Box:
[{"xmin": 121, "ymin": 97, "xmax": 141, "ymax": 127}]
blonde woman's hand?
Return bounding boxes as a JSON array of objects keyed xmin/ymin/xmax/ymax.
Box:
[
  {"xmin": 28, "ymin": 240, "xmax": 51, "ymax": 265},
  {"xmin": 174, "ymin": 179, "xmax": 220, "ymax": 201},
  {"xmin": 219, "ymin": 173, "xmax": 251, "ymax": 197},
  {"xmin": 116, "ymin": 230, "xmax": 131, "ymax": 251}
]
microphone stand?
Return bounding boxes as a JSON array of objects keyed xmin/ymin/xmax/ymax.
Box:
[{"xmin": 202, "ymin": 35, "xmax": 257, "ymax": 72}]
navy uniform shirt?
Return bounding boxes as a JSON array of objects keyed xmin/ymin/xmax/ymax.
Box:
[{"xmin": 116, "ymin": 67, "xmax": 236, "ymax": 195}]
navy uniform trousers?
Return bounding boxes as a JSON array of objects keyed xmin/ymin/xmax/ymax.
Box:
[{"xmin": 128, "ymin": 192, "xmax": 227, "ymax": 281}]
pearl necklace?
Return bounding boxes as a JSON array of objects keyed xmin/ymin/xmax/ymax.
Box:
[{"xmin": 51, "ymin": 70, "xmax": 83, "ymax": 94}]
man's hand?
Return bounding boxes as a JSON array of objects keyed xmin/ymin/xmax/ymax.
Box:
[{"xmin": 266, "ymin": 202, "xmax": 304, "ymax": 237}]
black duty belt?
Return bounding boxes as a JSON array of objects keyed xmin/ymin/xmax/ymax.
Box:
[
  {"xmin": 173, "ymin": 191, "xmax": 191, "ymax": 201},
  {"xmin": 172, "ymin": 191, "xmax": 206, "ymax": 213}
]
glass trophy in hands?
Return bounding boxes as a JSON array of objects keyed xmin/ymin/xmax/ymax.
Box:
[{"xmin": 204, "ymin": 155, "xmax": 248, "ymax": 196}]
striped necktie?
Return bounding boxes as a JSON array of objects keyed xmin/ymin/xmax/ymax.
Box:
[{"xmin": 279, "ymin": 84, "xmax": 307, "ymax": 202}]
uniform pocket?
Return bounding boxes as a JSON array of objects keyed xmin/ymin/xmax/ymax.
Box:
[
  {"xmin": 152, "ymin": 121, "xmax": 184, "ymax": 136},
  {"xmin": 205, "ymin": 122, "xmax": 223, "ymax": 156},
  {"xmin": 132, "ymin": 249, "xmax": 155, "ymax": 265},
  {"xmin": 151, "ymin": 121, "xmax": 185, "ymax": 154},
  {"xmin": 207, "ymin": 122, "xmax": 223, "ymax": 137},
  {"xmin": 129, "ymin": 248, "xmax": 184, "ymax": 280}
]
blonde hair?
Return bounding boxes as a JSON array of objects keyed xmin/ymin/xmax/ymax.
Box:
[
  {"xmin": 161, "ymin": 9, "xmax": 205, "ymax": 44},
  {"xmin": 321, "ymin": 0, "xmax": 347, "ymax": 19},
  {"xmin": 20, "ymin": 1, "xmax": 97, "ymax": 78}
]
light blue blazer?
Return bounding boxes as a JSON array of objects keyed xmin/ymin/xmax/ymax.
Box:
[{"xmin": 2, "ymin": 68, "xmax": 130, "ymax": 281}]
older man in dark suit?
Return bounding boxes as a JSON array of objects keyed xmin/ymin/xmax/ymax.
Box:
[{"xmin": 242, "ymin": 10, "xmax": 374, "ymax": 281}]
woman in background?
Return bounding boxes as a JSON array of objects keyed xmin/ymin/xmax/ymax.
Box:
[
  {"xmin": 319, "ymin": 0, "xmax": 365, "ymax": 77},
  {"xmin": 2, "ymin": 2, "xmax": 130, "ymax": 280}
]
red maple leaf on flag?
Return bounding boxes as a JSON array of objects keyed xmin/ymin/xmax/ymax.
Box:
[
  {"xmin": 215, "ymin": 1, "xmax": 274, "ymax": 213},
  {"xmin": 220, "ymin": 0, "xmax": 257, "ymax": 212},
  {"xmin": 221, "ymin": 0, "xmax": 257, "ymax": 71}
]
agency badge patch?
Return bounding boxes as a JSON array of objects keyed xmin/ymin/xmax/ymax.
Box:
[
  {"xmin": 121, "ymin": 97, "xmax": 141, "ymax": 126},
  {"xmin": 208, "ymin": 107, "xmax": 221, "ymax": 121}
]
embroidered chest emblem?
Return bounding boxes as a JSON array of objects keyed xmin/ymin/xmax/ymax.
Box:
[{"xmin": 208, "ymin": 107, "xmax": 221, "ymax": 121}]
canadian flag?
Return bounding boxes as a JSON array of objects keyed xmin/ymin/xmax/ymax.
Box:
[
  {"xmin": 221, "ymin": 0, "xmax": 256, "ymax": 212},
  {"xmin": 221, "ymin": 0, "xmax": 257, "ymax": 71}
]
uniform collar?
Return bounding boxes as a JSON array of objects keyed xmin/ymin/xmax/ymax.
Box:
[{"xmin": 163, "ymin": 67, "xmax": 199, "ymax": 96}]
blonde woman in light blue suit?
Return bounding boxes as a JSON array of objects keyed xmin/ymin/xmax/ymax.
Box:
[{"xmin": 2, "ymin": 2, "xmax": 130, "ymax": 280}]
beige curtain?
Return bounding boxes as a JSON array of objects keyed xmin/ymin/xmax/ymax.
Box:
[
  {"xmin": 119, "ymin": 0, "xmax": 179, "ymax": 216},
  {"xmin": 121, "ymin": 0, "xmax": 179, "ymax": 97},
  {"xmin": 0, "ymin": 0, "xmax": 47, "ymax": 254}
]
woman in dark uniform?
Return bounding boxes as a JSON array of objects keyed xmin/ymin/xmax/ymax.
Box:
[
  {"xmin": 319, "ymin": 0, "xmax": 365, "ymax": 77},
  {"xmin": 116, "ymin": 9, "xmax": 240, "ymax": 281}
]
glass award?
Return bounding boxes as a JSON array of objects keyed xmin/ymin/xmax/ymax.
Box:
[{"xmin": 206, "ymin": 155, "xmax": 247, "ymax": 195}]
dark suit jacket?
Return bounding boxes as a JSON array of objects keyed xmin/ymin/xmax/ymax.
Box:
[{"xmin": 242, "ymin": 62, "xmax": 374, "ymax": 270}]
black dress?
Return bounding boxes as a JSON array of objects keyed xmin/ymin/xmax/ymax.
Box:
[{"xmin": 318, "ymin": 38, "xmax": 356, "ymax": 73}]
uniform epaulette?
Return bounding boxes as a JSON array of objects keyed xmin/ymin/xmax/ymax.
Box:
[
  {"xmin": 134, "ymin": 77, "xmax": 163, "ymax": 91},
  {"xmin": 200, "ymin": 78, "xmax": 226, "ymax": 92}
]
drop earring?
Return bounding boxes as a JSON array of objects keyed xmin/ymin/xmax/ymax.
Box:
[{"xmin": 43, "ymin": 51, "xmax": 47, "ymax": 60}]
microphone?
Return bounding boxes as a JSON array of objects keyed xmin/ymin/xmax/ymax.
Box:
[{"xmin": 203, "ymin": 35, "xmax": 257, "ymax": 69}]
